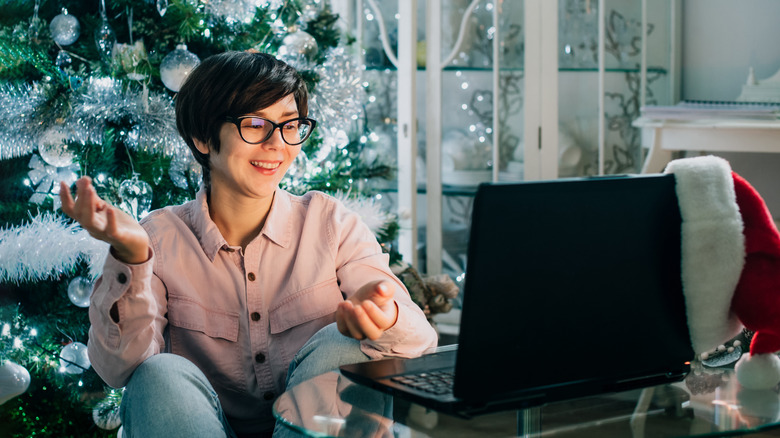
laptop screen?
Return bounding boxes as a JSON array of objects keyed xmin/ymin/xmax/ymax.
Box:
[{"xmin": 454, "ymin": 175, "xmax": 694, "ymax": 401}]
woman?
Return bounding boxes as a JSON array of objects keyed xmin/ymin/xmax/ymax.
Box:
[{"xmin": 60, "ymin": 51, "xmax": 437, "ymax": 437}]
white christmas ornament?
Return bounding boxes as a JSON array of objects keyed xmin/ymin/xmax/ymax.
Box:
[
  {"xmin": 59, "ymin": 341, "xmax": 91, "ymax": 374},
  {"xmin": 67, "ymin": 276, "xmax": 93, "ymax": 308},
  {"xmin": 38, "ymin": 128, "xmax": 76, "ymax": 167},
  {"xmin": 92, "ymin": 400, "xmax": 122, "ymax": 430},
  {"xmin": 160, "ymin": 44, "xmax": 200, "ymax": 92},
  {"xmin": 49, "ymin": 9, "xmax": 80, "ymax": 46},
  {"xmin": 27, "ymin": 154, "xmax": 79, "ymax": 209},
  {"xmin": 119, "ymin": 174, "xmax": 153, "ymax": 220},
  {"xmin": 278, "ymin": 30, "xmax": 319, "ymax": 62},
  {"xmin": 156, "ymin": 0, "xmax": 169, "ymax": 16},
  {"xmin": 0, "ymin": 361, "xmax": 31, "ymax": 405}
]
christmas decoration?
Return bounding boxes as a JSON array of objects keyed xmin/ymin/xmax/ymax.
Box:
[
  {"xmin": 334, "ymin": 191, "xmax": 395, "ymax": 236},
  {"xmin": 665, "ymin": 155, "xmax": 780, "ymax": 390},
  {"xmin": 94, "ymin": 3, "xmax": 117, "ymax": 63},
  {"xmin": 392, "ymin": 263, "xmax": 459, "ymax": 323},
  {"xmin": 307, "ymin": 48, "xmax": 365, "ymax": 153},
  {"xmin": 0, "ymin": 1, "xmax": 405, "ymax": 434},
  {"xmin": 92, "ymin": 399, "xmax": 121, "ymax": 430},
  {"xmin": 118, "ymin": 174, "xmax": 153, "ymax": 220},
  {"xmin": 0, "ymin": 212, "xmax": 110, "ymax": 283},
  {"xmin": 156, "ymin": 0, "xmax": 169, "ymax": 17},
  {"xmin": 49, "ymin": 9, "xmax": 80, "ymax": 46},
  {"xmin": 112, "ymin": 41, "xmax": 149, "ymax": 81},
  {"xmin": 160, "ymin": 44, "xmax": 201, "ymax": 92},
  {"xmin": 0, "ymin": 361, "xmax": 31, "ymax": 405},
  {"xmin": 59, "ymin": 342, "xmax": 90, "ymax": 374},
  {"xmin": 27, "ymin": 154, "xmax": 79, "ymax": 209},
  {"xmin": 55, "ymin": 50, "xmax": 72, "ymax": 70},
  {"xmin": 0, "ymin": 83, "xmax": 48, "ymax": 160},
  {"xmin": 67, "ymin": 277, "xmax": 93, "ymax": 308},
  {"xmin": 38, "ymin": 128, "xmax": 77, "ymax": 168},
  {"xmin": 277, "ymin": 29, "xmax": 319, "ymax": 63}
]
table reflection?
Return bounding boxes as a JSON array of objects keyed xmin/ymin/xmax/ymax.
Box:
[{"xmin": 274, "ymin": 372, "xmax": 394, "ymax": 437}]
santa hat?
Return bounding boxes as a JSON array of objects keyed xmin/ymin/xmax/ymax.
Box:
[{"xmin": 665, "ymin": 155, "xmax": 780, "ymax": 390}]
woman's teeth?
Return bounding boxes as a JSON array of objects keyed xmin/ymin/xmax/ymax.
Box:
[{"xmin": 251, "ymin": 161, "xmax": 279, "ymax": 169}]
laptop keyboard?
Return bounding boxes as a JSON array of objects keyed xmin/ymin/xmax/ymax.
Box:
[{"xmin": 390, "ymin": 370, "xmax": 454, "ymax": 395}]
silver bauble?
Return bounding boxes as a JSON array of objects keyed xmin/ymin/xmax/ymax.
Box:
[
  {"xmin": 119, "ymin": 175, "xmax": 153, "ymax": 220},
  {"xmin": 38, "ymin": 129, "xmax": 76, "ymax": 168},
  {"xmin": 160, "ymin": 44, "xmax": 201, "ymax": 92},
  {"xmin": 0, "ymin": 362, "xmax": 31, "ymax": 405},
  {"xmin": 49, "ymin": 9, "xmax": 80, "ymax": 46},
  {"xmin": 67, "ymin": 276, "xmax": 93, "ymax": 308},
  {"xmin": 92, "ymin": 400, "xmax": 122, "ymax": 430},
  {"xmin": 59, "ymin": 342, "xmax": 91, "ymax": 374},
  {"xmin": 278, "ymin": 30, "xmax": 319, "ymax": 61}
]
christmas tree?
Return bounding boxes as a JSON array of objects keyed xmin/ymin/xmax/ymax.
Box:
[{"xmin": 0, "ymin": 1, "xmax": 401, "ymax": 436}]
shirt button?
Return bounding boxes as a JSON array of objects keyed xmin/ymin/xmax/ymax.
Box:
[
  {"xmin": 255, "ymin": 352, "xmax": 266, "ymax": 363},
  {"xmin": 247, "ymin": 272, "xmax": 256, "ymax": 281},
  {"xmin": 251, "ymin": 312, "xmax": 261, "ymax": 321},
  {"xmin": 263, "ymin": 391, "xmax": 275, "ymax": 401},
  {"xmin": 117, "ymin": 273, "xmax": 127, "ymax": 284}
]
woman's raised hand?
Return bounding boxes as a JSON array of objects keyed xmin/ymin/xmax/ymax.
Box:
[{"xmin": 60, "ymin": 177, "xmax": 151, "ymax": 264}]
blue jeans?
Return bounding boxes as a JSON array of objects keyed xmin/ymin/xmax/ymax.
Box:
[{"xmin": 120, "ymin": 323, "xmax": 370, "ymax": 438}]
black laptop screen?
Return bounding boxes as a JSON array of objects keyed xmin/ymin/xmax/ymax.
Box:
[{"xmin": 454, "ymin": 175, "xmax": 694, "ymax": 401}]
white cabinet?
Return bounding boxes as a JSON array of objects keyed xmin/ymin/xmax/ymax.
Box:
[{"xmin": 343, "ymin": 0, "xmax": 680, "ymax": 285}]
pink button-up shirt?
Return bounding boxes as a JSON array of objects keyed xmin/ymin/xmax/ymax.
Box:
[{"xmin": 87, "ymin": 188, "xmax": 438, "ymax": 433}]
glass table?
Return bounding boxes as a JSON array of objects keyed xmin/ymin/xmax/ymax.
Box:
[{"xmin": 273, "ymin": 361, "xmax": 780, "ymax": 437}]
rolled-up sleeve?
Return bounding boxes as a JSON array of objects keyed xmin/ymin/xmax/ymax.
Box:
[
  {"xmin": 328, "ymin": 199, "xmax": 438, "ymax": 359},
  {"xmin": 87, "ymin": 248, "xmax": 168, "ymax": 388}
]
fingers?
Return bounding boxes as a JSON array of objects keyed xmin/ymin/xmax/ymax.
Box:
[
  {"xmin": 59, "ymin": 181, "xmax": 76, "ymax": 217},
  {"xmin": 336, "ymin": 300, "xmax": 392, "ymax": 341},
  {"xmin": 337, "ymin": 301, "xmax": 365, "ymax": 340}
]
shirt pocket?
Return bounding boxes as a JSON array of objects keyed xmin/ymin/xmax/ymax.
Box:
[
  {"xmin": 167, "ymin": 294, "xmax": 240, "ymax": 341},
  {"xmin": 269, "ymin": 277, "xmax": 343, "ymax": 334},
  {"xmin": 167, "ymin": 294, "xmax": 245, "ymax": 393}
]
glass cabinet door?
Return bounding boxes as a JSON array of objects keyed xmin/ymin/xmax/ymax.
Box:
[
  {"xmin": 556, "ymin": 0, "xmax": 678, "ymax": 177},
  {"xmin": 350, "ymin": 0, "xmax": 678, "ymax": 326}
]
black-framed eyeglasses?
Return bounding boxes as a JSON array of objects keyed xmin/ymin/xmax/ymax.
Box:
[{"xmin": 225, "ymin": 116, "xmax": 317, "ymax": 146}]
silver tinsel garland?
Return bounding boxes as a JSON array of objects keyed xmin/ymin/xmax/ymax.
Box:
[
  {"xmin": 0, "ymin": 77, "xmax": 190, "ymax": 161},
  {"xmin": 0, "ymin": 212, "xmax": 110, "ymax": 283},
  {"xmin": 308, "ymin": 47, "xmax": 365, "ymax": 144},
  {"xmin": 0, "ymin": 83, "xmax": 48, "ymax": 160},
  {"xmin": 333, "ymin": 190, "xmax": 395, "ymax": 236}
]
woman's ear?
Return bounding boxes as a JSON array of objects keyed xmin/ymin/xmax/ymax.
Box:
[{"xmin": 193, "ymin": 138, "xmax": 210, "ymax": 155}]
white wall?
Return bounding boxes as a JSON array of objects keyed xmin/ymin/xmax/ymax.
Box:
[{"xmin": 681, "ymin": 0, "xmax": 780, "ymax": 216}]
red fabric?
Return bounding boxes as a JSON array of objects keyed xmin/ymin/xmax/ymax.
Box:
[{"xmin": 730, "ymin": 171, "xmax": 780, "ymax": 355}]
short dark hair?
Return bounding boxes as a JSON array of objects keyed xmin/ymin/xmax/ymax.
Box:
[{"xmin": 175, "ymin": 51, "xmax": 309, "ymax": 189}]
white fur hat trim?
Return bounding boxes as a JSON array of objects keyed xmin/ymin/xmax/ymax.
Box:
[{"xmin": 664, "ymin": 156, "xmax": 745, "ymax": 353}]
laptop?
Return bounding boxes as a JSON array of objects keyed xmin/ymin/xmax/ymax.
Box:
[{"xmin": 340, "ymin": 174, "xmax": 694, "ymax": 418}]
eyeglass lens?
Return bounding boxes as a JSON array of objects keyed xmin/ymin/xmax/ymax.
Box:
[{"xmin": 239, "ymin": 117, "xmax": 313, "ymax": 145}]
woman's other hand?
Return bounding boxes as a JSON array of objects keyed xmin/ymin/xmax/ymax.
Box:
[{"xmin": 336, "ymin": 281, "xmax": 399, "ymax": 341}]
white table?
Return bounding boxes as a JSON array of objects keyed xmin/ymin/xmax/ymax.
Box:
[{"xmin": 633, "ymin": 116, "xmax": 780, "ymax": 173}]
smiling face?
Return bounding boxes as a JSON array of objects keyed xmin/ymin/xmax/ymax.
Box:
[{"xmin": 194, "ymin": 94, "xmax": 301, "ymax": 203}]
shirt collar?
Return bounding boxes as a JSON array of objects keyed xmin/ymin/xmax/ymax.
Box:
[
  {"xmin": 261, "ymin": 187, "xmax": 293, "ymax": 249},
  {"xmin": 190, "ymin": 188, "xmax": 227, "ymax": 261},
  {"xmin": 189, "ymin": 187, "xmax": 293, "ymax": 261}
]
